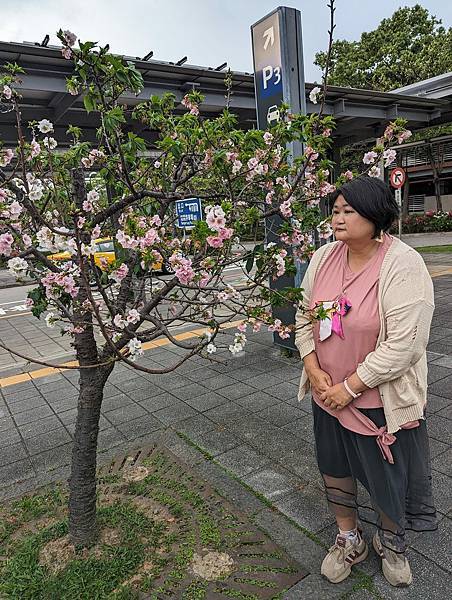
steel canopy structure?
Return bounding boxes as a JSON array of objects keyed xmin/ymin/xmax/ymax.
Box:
[{"xmin": 0, "ymin": 40, "xmax": 451, "ymax": 147}]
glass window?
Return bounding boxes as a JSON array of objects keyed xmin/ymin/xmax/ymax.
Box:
[{"xmin": 97, "ymin": 241, "xmax": 114, "ymax": 252}]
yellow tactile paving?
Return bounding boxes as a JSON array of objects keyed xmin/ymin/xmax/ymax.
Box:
[
  {"xmin": 429, "ymin": 266, "xmax": 452, "ymax": 278},
  {"xmin": 0, "ymin": 320, "xmax": 243, "ymax": 389}
]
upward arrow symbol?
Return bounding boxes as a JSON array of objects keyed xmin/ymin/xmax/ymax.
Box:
[{"xmin": 263, "ymin": 26, "xmax": 274, "ymax": 50}]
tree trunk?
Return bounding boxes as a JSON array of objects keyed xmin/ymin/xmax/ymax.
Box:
[
  {"xmin": 426, "ymin": 141, "xmax": 443, "ymax": 213},
  {"xmin": 68, "ymin": 167, "xmax": 114, "ymax": 546},
  {"xmin": 68, "ymin": 367, "xmax": 108, "ymax": 546},
  {"xmin": 434, "ymin": 178, "xmax": 443, "ymax": 213}
]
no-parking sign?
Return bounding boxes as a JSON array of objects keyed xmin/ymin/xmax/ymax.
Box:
[{"xmin": 390, "ymin": 167, "xmax": 406, "ymax": 189}]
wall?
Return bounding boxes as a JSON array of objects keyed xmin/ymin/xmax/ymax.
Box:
[{"xmin": 424, "ymin": 195, "xmax": 452, "ymax": 212}]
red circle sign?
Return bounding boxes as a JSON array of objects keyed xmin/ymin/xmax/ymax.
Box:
[{"xmin": 390, "ymin": 167, "xmax": 406, "ymax": 189}]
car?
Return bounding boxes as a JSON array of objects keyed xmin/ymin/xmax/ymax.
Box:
[
  {"xmin": 48, "ymin": 238, "xmax": 169, "ymax": 274},
  {"xmin": 266, "ymin": 104, "xmax": 280, "ymax": 125}
]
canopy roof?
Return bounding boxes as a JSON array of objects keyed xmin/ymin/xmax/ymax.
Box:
[{"xmin": 1, "ymin": 40, "xmax": 450, "ymax": 147}]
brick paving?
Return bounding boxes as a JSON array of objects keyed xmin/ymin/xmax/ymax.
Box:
[{"xmin": 0, "ymin": 274, "xmax": 451, "ymax": 598}]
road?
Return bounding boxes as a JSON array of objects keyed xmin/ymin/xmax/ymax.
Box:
[{"xmin": 0, "ymin": 262, "xmax": 251, "ymax": 319}]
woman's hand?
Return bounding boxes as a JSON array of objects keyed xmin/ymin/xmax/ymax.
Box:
[
  {"xmin": 306, "ymin": 366, "xmax": 333, "ymax": 397},
  {"xmin": 320, "ymin": 383, "xmax": 353, "ymax": 410}
]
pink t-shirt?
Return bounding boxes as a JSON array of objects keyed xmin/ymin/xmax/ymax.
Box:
[
  {"xmin": 311, "ymin": 234, "xmax": 393, "ymax": 409},
  {"xmin": 308, "ymin": 234, "xmax": 418, "ymax": 464}
]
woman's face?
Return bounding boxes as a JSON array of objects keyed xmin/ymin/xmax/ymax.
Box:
[{"xmin": 332, "ymin": 194, "xmax": 375, "ymax": 243}]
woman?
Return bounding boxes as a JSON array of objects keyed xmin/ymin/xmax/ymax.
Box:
[{"xmin": 295, "ymin": 176, "xmax": 437, "ymax": 588}]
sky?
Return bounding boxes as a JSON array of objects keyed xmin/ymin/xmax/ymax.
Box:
[{"xmin": 1, "ymin": 0, "xmax": 452, "ymax": 82}]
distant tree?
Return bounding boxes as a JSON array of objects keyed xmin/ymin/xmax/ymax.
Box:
[{"xmin": 315, "ymin": 4, "xmax": 452, "ymax": 91}]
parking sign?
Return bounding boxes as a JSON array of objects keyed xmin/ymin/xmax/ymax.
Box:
[{"xmin": 175, "ymin": 198, "xmax": 202, "ymax": 229}]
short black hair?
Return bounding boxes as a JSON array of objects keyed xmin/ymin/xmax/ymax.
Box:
[{"xmin": 330, "ymin": 176, "xmax": 399, "ymax": 238}]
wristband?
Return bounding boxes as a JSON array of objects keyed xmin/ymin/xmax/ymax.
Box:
[{"xmin": 343, "ymin": 378, "xmax": 361, "ymax": 399}]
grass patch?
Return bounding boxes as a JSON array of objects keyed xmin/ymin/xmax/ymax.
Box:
[
  {"xmin": 415, "ymin": 245, "xmax": 452, "ymax": 253},
  {"xmin": 0, "ymin": 447, "xmax": 303, "ymax": 599}
]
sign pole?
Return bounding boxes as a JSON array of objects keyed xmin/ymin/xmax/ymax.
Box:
[
  {"xmin": 251, "ymin": 7, "xmax": 306, "ymax": 351},
  {"xmin": 390, "ymin": 167, "xmax": 406, "ymax": 241}
]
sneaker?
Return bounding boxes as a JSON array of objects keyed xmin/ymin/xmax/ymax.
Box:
[
  {"xmin": 373, "ymin": 532, "xmax": 412, "ymax": 587},
  {"xmin": 321, "ymin": 530, "xmax": 368, "ymax": 583}
]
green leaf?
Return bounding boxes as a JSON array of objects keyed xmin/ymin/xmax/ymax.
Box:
[{"xmin": 83, "ymin": 93, "xmax": 96, "ymax": 113}]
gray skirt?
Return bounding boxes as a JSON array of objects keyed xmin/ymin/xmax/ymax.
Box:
[{"xmin": 312, "ymin": 400, "xmax": 438, "ymax": 553}]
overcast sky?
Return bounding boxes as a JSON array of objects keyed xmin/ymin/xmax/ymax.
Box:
[{"xmin": 1, "ymin": 1, "xmax": 452, "ymax": 82}]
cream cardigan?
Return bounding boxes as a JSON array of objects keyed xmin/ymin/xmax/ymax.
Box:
[{"xmin": 294, "ymin": 237, "xmax": 435, "ymax": 434}]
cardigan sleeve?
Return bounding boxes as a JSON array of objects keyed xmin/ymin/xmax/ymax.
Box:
[
  {"xmin": 356, "ymin": 251, "xmax": 434, "ymax": 388},
  {"xmin": 294, "ymin": 261, "xmax": 316, "ymax": 360}
]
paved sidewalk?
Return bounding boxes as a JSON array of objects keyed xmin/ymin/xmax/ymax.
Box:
[{"xmin": 1, "ymin": 276, "xmax": 451, "ymax": 598}]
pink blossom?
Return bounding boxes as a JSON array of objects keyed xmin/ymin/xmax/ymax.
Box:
[
  {"xmin": 252, "ymin": 321, "xmax": 262, "ymax": 333},
  {"xmin": 206, "ymin": 205, "xmax": 226, "ymax": 232},
  {"xmin": 62, "ymin": 275, "xmax": 78, "ymax": 297},
  {"xmin": 30, "ymin": 140, "xmax": 41, "ymax": 158},
  {"xmin": 232, "ymin": 160, "xmax": 242, "ymax": 174},
  {"xmin": 265, "ymin": 191, "xmax": 274, "ymax": 205},
  {"xmin": 169, "ymin": 253, "xmax": 196, "ymax": 285},
  {"xmin": 174, "ymin": 264, "xmax": 195, "ymax": 285},
  {"xmin": 237, "ymin": 322, "xmax": 247, "ymax": 333},
  {"xmin": 280, "ymin": 199, "xmax": 292, "ymax": 218},
  {"xmin": 226, "ymin": 151, "xmax": 238, "ymax": 162},
  {"xmin": 368, "ymin": 165, "xmax": 381, "ymax": 178},
  {"xmin": 397, "ymin": 130, "xmax": 412, "ymax": 144},
  {"xmin": 343, "ymin": 170, "xmax": 354, "ymax": 180},
  {"xmin": 218, "ymin": 227, "xmax": 233, "ymax": 241},
  {"xmin": 116, "ymin": 229, "xmax": 138, "ymax": 249},
  {"xmin": 77, "ymin": 216, "xmax": 86, "ymax": 228},
  {"xmin": 25, "ymin": 298, "xmax": 34, "ymax": 308},
  {"xmin": 319, "ymin": 182, "xmax": 336, "ymax": 196},
  {"xmin": 304, "ymin": 147, "xmax": 319, "ymax": 161},
  {"xmin": 247, "ymin": 157, "xmax": 259, "ymax": 170},
  {"xmin": 181, "ymin": 94, "xmax": 199, "ymax": 116},
  {"xmin": 383, "ymin": 125, "xmax": 394, "ymax": 141},
  {"xmin": 363, "ymin": 151, "xmax": 378, "ymax": 165},
  {"xmin": 206, "ymin": 235, "xmax": 224, "ymax": 248},
  {"xmin": 0, "ymin": 148, "xmax": 14, "ymax": 167},
  {"xmin": 150, "ymin": 214, "xmax": 162, "ymax": 227},
  {"xmin": 263, "ymin": 132, "xmax": 273, "ymax": 145},
  {"xmin": 198, "ymin": 271, "xmax": 211, "ymax": 287},
  {"xmin": 268, "ymin": 318, "xmax": 282, "ymax": 333},
  {"xmin": 322, "ymin": 128, "xmax": 332, "ymax": 137},
  {"xmin": 87, "ymin": 190, "xmax": 99, "ymax": 203},
  {"xmin": 9, "ymin": 201, "xmax": 23, "ymax": 218},
  {"xmin": 139, "ymin": 228, "xmax": 159, "ymax": 250},
  {"xmin": 2, "ymin": 85, "xmax": 12, "ymax": 100},
  {"xmin": 92, "ymin": 224, "xmax": 101, "ymax": 238},
  {"xmin": 82, "ymin": 200, "xmax": 93, "ymax": 212},
  {"xmin": 23, "ymin": 234, "xmax": 32, "ymax": 248},
  {"xmin": 63, "ymin": 30, "xmax": 77, "ymax": 46},
  {"xmin": 113, "ymin": 314, "xmax": 126, "ymax": 329},
  {"xmin": 62, "ymin": 47, "xmax": 72, "ymax": 60},
  {"xmin": 111, "ymin": 263, "xmax": 129, "ymax": 283},
  {"xmin": 383, "ymin": 148, "xmax": 397, "ymax": 167},
  {"xmin": 127, "ymin": 309, "xmax": 140, "ymax": 324},
  {"xmin": 0, "ymin": 232, "xmax": 14, "ymax": 256}
]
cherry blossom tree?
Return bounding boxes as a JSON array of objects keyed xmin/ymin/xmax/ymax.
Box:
[{"xmin": 0, "ymin": 23, "xmax": 411, "ymax": 546}]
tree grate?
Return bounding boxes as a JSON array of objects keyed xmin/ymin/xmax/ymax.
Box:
[{"xmin": 98, "ymin": 444, "xmax": 308, "ymax": 599}]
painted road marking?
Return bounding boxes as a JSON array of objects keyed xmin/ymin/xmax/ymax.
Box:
[{"xmin": 0, "ymin": 320, "xmax": 243, "ymax": 389}]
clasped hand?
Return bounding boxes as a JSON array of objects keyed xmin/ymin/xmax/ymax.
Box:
[{"xmin": 307, "ymin": 367, "xmax": 353, "ymax": 410}]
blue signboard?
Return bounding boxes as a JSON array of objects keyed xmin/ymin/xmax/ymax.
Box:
[
  {"xmin": 175, "ymin": 197, "xmax": 202, "ymax": 229},
  {"xmin": 251, "ymin": 11, "xmax": 284, "ymax": 126}
]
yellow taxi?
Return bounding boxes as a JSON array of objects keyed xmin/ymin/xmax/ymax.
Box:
[{"xmin": 48, "ymin": 238, "xmax": 164, "ymax": 271}]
